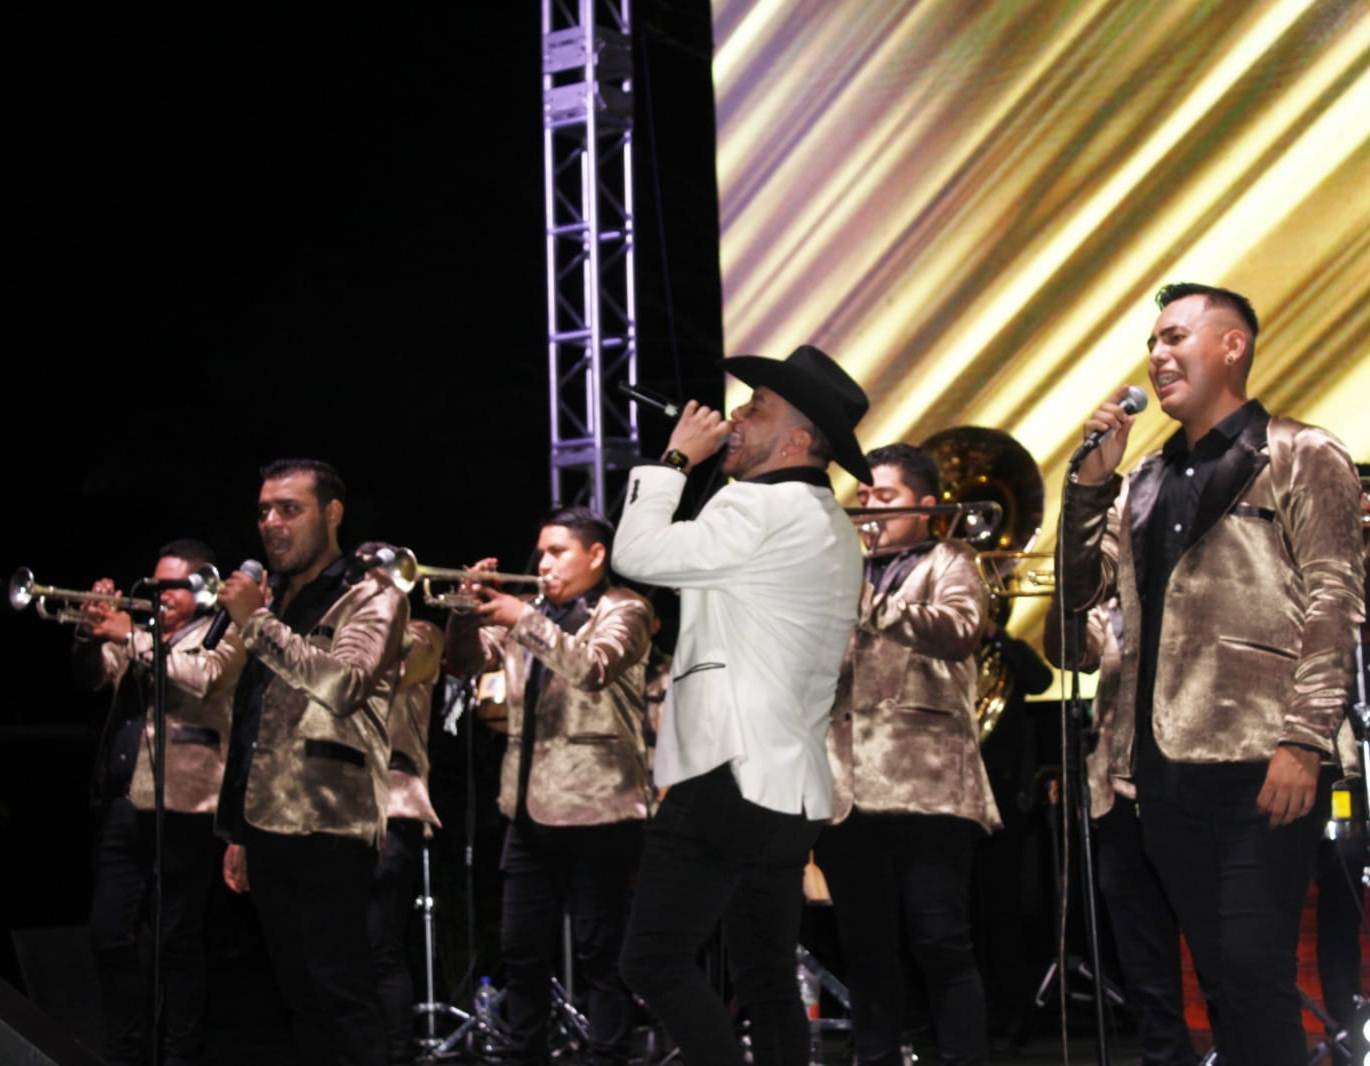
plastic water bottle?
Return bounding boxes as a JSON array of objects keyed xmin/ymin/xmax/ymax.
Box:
[
  {"xmin": 796, "ymin": 949, "xmax": 822, "ymax": 1065},
  {"xmin": 474, "ymin": 975, "xmax": 495, "ymax": 1028}
]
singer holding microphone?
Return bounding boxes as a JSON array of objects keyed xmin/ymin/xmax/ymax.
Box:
[
  {"xmin": 216, "ymin": 459, "xmax": 409, "ymax": 1066},
  {"xmin": 1059, "ymin": 283, "xmax": 1364, "ymax": 1065}
]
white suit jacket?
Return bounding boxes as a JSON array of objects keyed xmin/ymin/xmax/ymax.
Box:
[{"xmin": 614, "ymin": 464, "xmax": 863, "ymax": 817}]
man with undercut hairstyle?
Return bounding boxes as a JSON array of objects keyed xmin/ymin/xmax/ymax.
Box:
[
  {"xmin": 445, "ymin": 505, "xmax": 652, "ymax": 1066},
  {"xmin": 1061, "ymin": 283, "xmax": 1364, "ymax": 1066},
  {"xmin": 75, "ymin": 537, "xmax": 245, "ymax": 1066},
  {"xmin": 217, "ymin": 458, "xmax": 408, "ymax": 1066},
  {"xmin": 819, "ymin": 442, "xmax": 999, "ymax": 1066}
]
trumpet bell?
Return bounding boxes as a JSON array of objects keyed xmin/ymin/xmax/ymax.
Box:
[{"xmin": 9, "ymin": 567, "xmax": 35, "ymax": 611}]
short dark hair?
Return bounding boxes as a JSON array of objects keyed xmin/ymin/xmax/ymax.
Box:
[
  {"xmin": 542, "ymin": 505, "xmax": 615, "ymax": 567},
  {"xmin": 800, "ymin": 417, "xmax": 834, "ymax": 464},
  {"xmin": 259, "ymin": 458, "xmax": 347, "ymax": 506},
  {"xmin": 157, "ymin": 538, "xmax": 217, "ymax": 570},
  {"xmin": 1156, "ymin": 282, "xmax": 1259, "ymax": 359},
  {"xmin": 864, "ymin": 442, "xmax": 941, "ymax": 497}
]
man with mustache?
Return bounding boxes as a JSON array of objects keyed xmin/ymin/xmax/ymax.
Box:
[
  {"xmin": 445, "ymin": 506, "xmax": 653, "ymax": 1066},
  {"xmin": 1060, "ymin": 283, "xmax": 1364, "ymax": 1066},
  {"xmin": 613, "ymin": 345, "xmax": 868, "ymax": 1066},
  {"xmin": 217, "ymin": 458, "xmax": 408, "ymax": 1066},
  {"xmin": 75, "ymin": 538, "xmax": 245, "ymax": 1066}
]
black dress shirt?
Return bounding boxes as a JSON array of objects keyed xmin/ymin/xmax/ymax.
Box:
[{"xmin": 217, "ymin": 555, "xmax": 348, "ymax": 839}]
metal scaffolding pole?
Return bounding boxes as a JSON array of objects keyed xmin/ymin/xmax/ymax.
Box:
[{"xmin": 542, "ymin": 0, "xmax": 638, "ymax": 515}]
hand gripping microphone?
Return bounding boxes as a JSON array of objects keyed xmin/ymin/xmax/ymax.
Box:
[
  {"xmin": 1068, "ymin": 386, "xmax": 1148, "ymax": 469},
  {"xmin": 202, "ymin": 559, "xmax": 264, "ymax": 650}
]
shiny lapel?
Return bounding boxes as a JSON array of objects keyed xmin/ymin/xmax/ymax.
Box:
[
  {"xmin": 1126, "ymin": 453, "xmax": 1166, "ymax": 597},
  {"xmin": 1187, "ymin": 405, "xmax": 1270, "ymax": 550}
]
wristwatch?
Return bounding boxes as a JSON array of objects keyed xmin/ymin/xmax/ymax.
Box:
[{"xmin": 662, "ymin": 449, "xmax": 690, "ymax": 472}]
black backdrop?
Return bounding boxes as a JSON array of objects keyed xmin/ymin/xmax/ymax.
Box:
[{"xmin": 3, "ymin": 3, "xmax": 723, "ymax": 955}]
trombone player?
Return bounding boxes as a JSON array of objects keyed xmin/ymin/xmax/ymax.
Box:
[
  {"xmin": 444, "ymin": 506, "xmax": 653, "ymax": 1066},
  {"xmin": 72, "ymin": 538, "xmax": 246, "ymax": 1066},
  {"xmin": 818, "ymin": 443, "xmax": 999, "ymax": 1066}
]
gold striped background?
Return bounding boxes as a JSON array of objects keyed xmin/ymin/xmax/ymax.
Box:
[{"xmin": 712, "ymin": 0, "xmax": 1369, "ymax": 644}]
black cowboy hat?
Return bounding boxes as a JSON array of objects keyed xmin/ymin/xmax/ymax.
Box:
[{"xmin": 721, "ymin": 344, "xmax": 872, "ymax": 484}]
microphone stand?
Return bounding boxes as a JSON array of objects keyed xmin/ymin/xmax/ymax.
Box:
[
  {"xmin": 1053, "ymin": 469, "xmax": 1112, "ymax": 1066},
  {"xmin": 130, "ymin": 578, "xmax": 170, "ymax": 1066}
]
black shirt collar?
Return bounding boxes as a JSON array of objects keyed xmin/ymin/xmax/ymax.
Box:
[
  {"xmin": 745, "ymin": 465, "xmax": 832, "ymax": 490},
  {"xmin": 1161, "ymin": 399, "xmax": 1263, "ymax": 463}
]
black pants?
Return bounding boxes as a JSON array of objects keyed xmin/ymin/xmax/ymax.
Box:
[
  {"xmin": 244, "ymin": 825, "xmax": 385, "ymax": 1066},
  {"xmin": 88, "ymin": 797, "xmax": 216, "ymax": 1066},
  {"xmin": 1095, "ymin": 799, "xmax": 1198, "ymax": 1066},
  {"xmin": 1138, "ymin": 757, "xmax": 1332, "ymax": 1066},
  {"xmin": 499, "ymin": 818, "xmax": 642, "ymax": 1065},
  {"xmin": 814, "ymin": 810, "xmax": 987, "ymax": 1066},
  {"xmin": 368, "ymin": 817, "xmax": 424, "ymax": 1064},
  {"xmin": 619, "ymin": 764, "xmax": 822, "ymax": 1066}
]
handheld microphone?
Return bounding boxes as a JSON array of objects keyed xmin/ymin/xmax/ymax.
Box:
[
  {"xmin": 616, "ymin": 381, "xmax": 681, "ymax": 418},
  {"xmin": 1069, "ymin": 386, "xmax": 1148, "ymax": 469},
  {"xmin": 203, "ymin": 559, "xmax": 264, "ymax": 650}
]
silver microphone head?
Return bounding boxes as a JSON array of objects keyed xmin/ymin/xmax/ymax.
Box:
[{"xmin": 1122, "ymin": 385, "xmax": 1149, "ymax": 415}]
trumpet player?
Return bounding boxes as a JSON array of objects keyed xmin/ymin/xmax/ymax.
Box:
[
  {"xmin": 216, "ymin": 459, "xmax": 408, "ymax": 1066},
  {"xmin": 444, "ymin": 506, "xmax": 652, "ymax": 1066},
  {"xmin": 72, "ymin": 538, "xmax": 246, "ymax": 1066},
  {"xmin": 818, "ymin": 443, "xmax": 999, "ymax": 1066}
]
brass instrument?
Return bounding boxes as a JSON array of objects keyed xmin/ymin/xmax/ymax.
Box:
[
  {"xmin": 363, "ymin": 545, "xmax": 547, "ymax": 613},
  {"xmin": 8, "ymin": 565, "xmax": 225, "ymax": 626},
  {"xmin": 846, "ymin": 501, "xmax": 1004, "ymax": 552},
  {"xmin": 976, "ymin": 550, "xmax": 1055, "ymax": 599},
  {"xmin": 921, "ymin": 427, "xmax": 1047, "ymax": 742}
]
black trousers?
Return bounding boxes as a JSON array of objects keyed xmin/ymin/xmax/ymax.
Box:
[
  {"xmin": 368, "ymin": 817, "xmax": 424, "ymax": 1064},
  {"xmin": 1095, "ymin": 799, "xmax": 1198, "ymax": 1066},
  {"xmin": 88, "ymin": 797, "xmax": 216, "ymax": 1066},
  {"xmin": 244, "ymin": 825, "xmax": 385, "ymax": 1066},
  {"xmin": 499, "ymin": 817, "xmax": 642, "ymax": 1065},
  {"xmin": 814, "ymin": 810, "xmax": 987, "ymax": 1066},
  {"xmin": 1138, "ymin": 757, "xmax": 1332, "ymax": 1066},
  {"xmin": 619, "ymin": 764, "xmax": 823, "ymax": 1066}
]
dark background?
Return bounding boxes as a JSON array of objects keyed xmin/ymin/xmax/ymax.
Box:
[{"xmin": 3, "ymin": 2, "xmax": 723, "ymax": 963}]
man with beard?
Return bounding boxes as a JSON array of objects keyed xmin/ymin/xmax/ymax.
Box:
[
  {"xmin": 74, "ymin": 539, "xmax": 245, "ymax": 1066},
  {"xmin": 1060, "ymin": 283, "xmax": 1364, "ymax": 1066},
  {"xmin": 819, "ymin": 443, "xmax": 999, "ymax": 1066},
  {"xmin": 445, "ymin": 507, "xmax": 652, "ymax": 1066},
  {"xmin": 217, "ymin": 459, "xmax": 408, "ymax": 1066},
  {"xmin": 614, "ymin": 345, "xmax": 868, "ymax": 1066}
]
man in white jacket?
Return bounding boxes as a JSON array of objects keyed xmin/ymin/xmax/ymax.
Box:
[{"xmin": 614, "ymin": 345, "xmax": 869, "ymax": 1066}]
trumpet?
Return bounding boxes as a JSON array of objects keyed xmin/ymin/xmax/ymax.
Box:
[
  {"xmin": 846, "ymin": 501, "xmax": 1004, "ymax": 552},
  {"xmin": 360, "ymin": 545, "xmax": 547, "ymax": 613},
  {"xmin": 9, "ymin": 565, "xmax": 224, "ymax": 626},
  {"xmin": 9, "ymin": 567, "xmax": 154, "ymax": 625}
]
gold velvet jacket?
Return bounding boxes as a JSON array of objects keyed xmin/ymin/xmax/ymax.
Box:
[
  {"xmin": 828, "ymin": 540, "xmax": 1002, "ymax": 831},
  {"xmin": 448, "ymin": 585, "xmax": 653, "ymax": 826},
  {"xmin": 386, "ymin": 672, "xmax": 442, "ymax": 829},
  {"xmin": 1060, "ymin": 413, "xmax": 1365, "ymax": 772},
  {"xmin": 74, "ymin": 615, "xmax": 246, "ymax": 814},
  {"xmin": 237, "ymin": 575, "xmax": 409, "ymax": 846}
]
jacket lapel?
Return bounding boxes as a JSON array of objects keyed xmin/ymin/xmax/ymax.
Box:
[
  {"xmin": 1126, "ymin": 454, "xmax": 1165, "ymax": 597},
  {"xmin": 1187, "ymin": 407, "xmax": 1270, "ymax": 550}
]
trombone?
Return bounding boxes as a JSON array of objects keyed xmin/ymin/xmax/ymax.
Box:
[
  {"xmin": 9, "ymin": 565, "xmax": 223, "ymax": 626},
  {"xmin": 976, "ymin": 550, "xmax": 1055, "ymax": 599},
  {"xmin": 360, "ymin": 545, "xmax": 547, "ymax": 613}
]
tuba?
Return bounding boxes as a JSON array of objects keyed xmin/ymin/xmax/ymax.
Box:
[{"xmin": 921, "ymin": 427, "xmax": 1046, "ymax": 742}]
